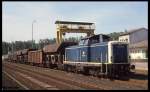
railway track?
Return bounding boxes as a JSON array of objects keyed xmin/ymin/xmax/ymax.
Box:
[
  {"xmin": 70, "ymin": 72, "xmax": 147, "ymax": 90},
  {"xmin": 4, "ymin": 66, "xmax": 82, "ymax": 90},
  {"xmin": 3, "ymin": 62, "xmax": 108, "ymax": 90},
  {"xmin": 112, "ymin": 71, "xmax": 148, "ymax": 89},
  {"xmin": 3, "ymin": 61, "xmax": 148, "ymax": 90}
]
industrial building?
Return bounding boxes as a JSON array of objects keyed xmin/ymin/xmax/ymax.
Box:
[{"xmin": 119, "ymin": 27, "xmax": 148, "ymax": 61}]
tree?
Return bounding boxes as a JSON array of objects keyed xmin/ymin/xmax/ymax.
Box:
[{"xmin": 107, "ymin": 31, "xmax": 125, "ymax": 41}]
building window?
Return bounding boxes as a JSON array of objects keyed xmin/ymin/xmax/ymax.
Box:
[
  {"xmin": 142, "ymin": 49, "xmax": 145, "ymax": 53},
  {"xmin": 140, "ymin": 49, "xmax": 142, "ymax": 53}
]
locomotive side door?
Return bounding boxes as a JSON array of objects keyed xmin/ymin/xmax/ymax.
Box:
[{"xmin": 79, "ymin": 38, "xmax": 89, "ymax": 62}]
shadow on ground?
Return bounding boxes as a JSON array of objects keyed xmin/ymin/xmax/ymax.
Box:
[{"xmin": 129, "ymin": 72, "xmax": 148, "ymax": 80}]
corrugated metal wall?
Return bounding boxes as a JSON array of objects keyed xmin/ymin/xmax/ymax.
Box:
[{"xmin": 130, "ymin": 29, "xmax": 147, "ymax": 44}]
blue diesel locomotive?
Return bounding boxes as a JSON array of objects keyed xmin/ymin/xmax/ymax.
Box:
[{"xmin": 64, "ymin": 34, "xmax": 130, "ymax": 78}]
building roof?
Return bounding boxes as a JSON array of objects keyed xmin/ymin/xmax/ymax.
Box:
[
  {"xmin": 129, "ymin": 40, "xmax": 148, "ymax": 49},
  {"xmin": 55, "ymin": 21, "xmax": 94, "ymax": 25},
  {"xmin": 120, "ymin": 27, "xmax": 147, "ymax": 36}
]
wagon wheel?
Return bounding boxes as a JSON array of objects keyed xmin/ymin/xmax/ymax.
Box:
[
  {"xmin": 68, "ymin": 66, "xmax": 72, "ymax": 72},
  {"xmin": 83, "ymin": 67, "xmax": 89, "ymax": 75},
  {"xmin": 94, "ymin": 70, "xmax": 99, "ymax": 77}
]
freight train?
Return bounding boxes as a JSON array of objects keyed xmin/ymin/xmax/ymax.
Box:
[{"xmin": 6, "ymin": 34, "xmax": 131, "ymax": 79}]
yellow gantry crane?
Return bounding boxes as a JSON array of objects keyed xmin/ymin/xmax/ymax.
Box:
[{"xmin": 55, "ymin": 21, "xmax": 95, "ymax": 44}]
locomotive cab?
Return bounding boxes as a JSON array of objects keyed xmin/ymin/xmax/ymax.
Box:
[
  {"xmin": 108, "ymin": 41, "xmax": 130, "ymax": 79},
  {"xmin": 79, "ymin": 34, "xmax": 110, "ymax": 46}
]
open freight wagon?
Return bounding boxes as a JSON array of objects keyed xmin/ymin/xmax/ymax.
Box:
[
  {"xmin": 43, "ymin": 42, "xmax": 77, "ymax": 69},
  {"xmin": 27, "ymin": 42, "xmax": 77, "ymax": 68}
]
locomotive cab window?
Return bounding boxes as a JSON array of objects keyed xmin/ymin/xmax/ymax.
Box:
[
  {"xmin": 79, "ymin": 39, "xmax": 89, "ymax": 46},
  {"xmin": 102, "ymin": 35, "xmax": 110, "ymax": 42},
  {"xmin": 79, "ymin": 40, "xmax": 84, "ymax": 45},
  {"xmin": 89, "ymin": 35, "xmax": 99, "ymax": 44}
]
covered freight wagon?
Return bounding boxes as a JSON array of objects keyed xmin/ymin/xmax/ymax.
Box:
[
  {"xmin": 12, "ymin": 52, "xmax": 18, "ymax": 62},
  {"xmin": 28, "ymin": 50, "xmax": 44, "ymax": 66},
  {"xmin": 16, "ymin": 50, "xmax": 22, "ymax": 63},
  {"xmin": 21, "ymin": 49, "xmax": 36, "ymax": 64}
]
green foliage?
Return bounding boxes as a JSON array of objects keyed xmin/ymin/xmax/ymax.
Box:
[
  {"xmin": 107, "ymin": 32, "xmax": 124, "ymax": 40},
  {"xmin": 2, "ymin": 37, "xmax": 80, "ymax": 55}
]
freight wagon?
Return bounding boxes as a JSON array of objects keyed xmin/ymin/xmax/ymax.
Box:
[
  {"xmin": 26, "ymin": 42, "xmax": 77, "ymax": 68},
  {"xmin": 28, "ymin": 50, "xmax": 43, "ymax": 66},
  {"xmin": 7, "ymin": 49, "xmax": 34, "ymax": 63},
  {"xmin": 21, "ymin": 49, "xmax": 35, "ymax": 64},
  {"xmin": 16, "ymin": 50, "xmax": 22, "ymax": 63},
  {"xmin": 11, "ymin": 52, "xmax": 18, "ymax": 63},
  {"xmin": 43, "ymin": 42, "xmax": 77, "ymax": 69}
]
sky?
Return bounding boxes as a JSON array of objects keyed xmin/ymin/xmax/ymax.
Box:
[{"xmin": 2, "ymin": 1, "xmax": 148, "ymax": 42}]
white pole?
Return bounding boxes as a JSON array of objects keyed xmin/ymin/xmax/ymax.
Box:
[
  {"xmin": 106, "ymin": 53, "xmax": 108, "ymax": 75},
  {"xmin": 32, "ymin": 20, "xmax": 36, "ymax": 49}
]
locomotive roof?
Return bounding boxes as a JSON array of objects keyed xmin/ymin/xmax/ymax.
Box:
[{"xmin": 81, "ymin": 34, "xmax": 110, "ymax": 40}]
